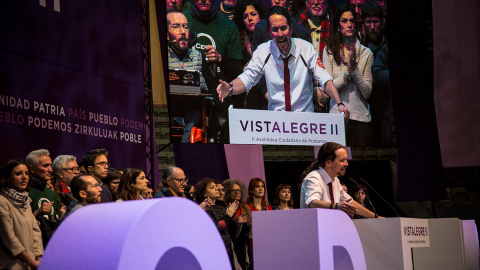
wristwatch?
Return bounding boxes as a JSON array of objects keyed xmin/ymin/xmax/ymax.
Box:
[{"xmin": 228, "ymin": 82, "xmax": 233, "ymax": 97}]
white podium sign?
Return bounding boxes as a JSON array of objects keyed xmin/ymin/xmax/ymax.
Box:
[
  {"xmin": 354, "ymin": 218, "xmax": 430, "ymax": 270},
  {"xmin": 228, "ymin": 107, "xmax": 346, "ymax": 146}
]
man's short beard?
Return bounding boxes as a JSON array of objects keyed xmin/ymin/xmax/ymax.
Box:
[
  {"xmin": 368, "ymin": 31, "xmax": 383, "ymax": 45},
  {"xmin": 85, "ymin": 195, "xmax": 100, "ymax": 204},
  {"xmin": 169, "ymin": 35, "xmax": 189, "ymax": 54}
]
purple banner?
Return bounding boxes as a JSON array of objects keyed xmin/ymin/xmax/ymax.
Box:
[{"xmin": 0, "ymin": 1, "xmax": 145, "ymax": 168}]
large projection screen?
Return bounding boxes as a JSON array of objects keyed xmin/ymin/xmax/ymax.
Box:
[
  {"xmin": 160, "ymin": 0, "xmax": 392, "ymax": 148},
  {"xmin": 0, "ymin": 1, "xmax": 145, "ymax": 168}
]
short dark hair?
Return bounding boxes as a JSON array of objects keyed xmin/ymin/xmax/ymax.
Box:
[
  {"xmin": 266, "ymin": 5, "xmax": 292, "ymax": 32},
  {"xmin": 350, "ymin": 184, "xmax": 368, "ymax": 198},
  {"xmin": 361, "ymin": 1, "xmax": 383, "ymax": 23},
  {"xmin": 70, "ymin": 174, "xmax": 90, "ymax": 201},
  {"xmin": 0, "ymin": 160, "xmax": 29, "ymax": 192},
  {"xmin": 104, "ymin": 168, "xmax": 123, "ymax": 184},
  {"xmin": 194, "ymin": 178, "xmax": 216, "ymax": 203},
  {"xmin": 82, "ymin": 149, "xmax": 109, "ymax": 171}
]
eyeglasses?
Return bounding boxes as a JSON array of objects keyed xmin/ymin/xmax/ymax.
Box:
[
  {"xmin": 94, "ymin": 161, "xmax": 110, "ymax": 168},
  {"xmin": 171, "ymin": 177, "xmax": 189, "ymax": 184},
  {"xmin": 230, "ymin": 189, "xmax": 241, "ymax": 193},
  {"xmin": 83, "ymin": 182, "xmax": 102, "ymax": 190},
  {"xmin": 62, "ymin": 167, "xmax": 80, "ymax": 173}
]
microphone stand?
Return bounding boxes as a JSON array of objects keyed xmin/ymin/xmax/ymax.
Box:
[{"xmin": 359, "ymin": 177, "xmax": 400, "ymax": 217}]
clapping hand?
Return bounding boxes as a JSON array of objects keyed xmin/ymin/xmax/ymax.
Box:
[
  {"xmin": 199, "ymin": 197, "xmax": 211, "ymax": 211},
  {"xmin": 226, "ymin": 200, "xmax": 240, "ymax": 217}
]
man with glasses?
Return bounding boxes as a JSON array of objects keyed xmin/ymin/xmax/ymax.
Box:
[
  {"xmin": 167, "ymin": 10, "xmax": 208, "ymax": 143},
  {"xmin": 26, "ymin": 149, "xmax": 61, "ymax": 248},
  {"xmin": 154, "ymin": 166, "xmax": 193, "ymax": 200},
  {"xmin": 82, "ymin": 149, "xmax": 112, "ymax": 202},
  {"xmin": 63, "ymin": 174, "xmax": 103, "ymax": 220},
  {"xmin": 52, "ymin": 155, "xmax": 80, "ymax": 213},
  {"xmin": 52, "ymin": 155, "xmax": 79, "ymax": 192}
]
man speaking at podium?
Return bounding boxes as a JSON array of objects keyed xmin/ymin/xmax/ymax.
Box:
[
  {"xmin": 299, "ymin": 142, "xmax": 379, "ymax": 218},
  {"xmin": 217, "ymin": 6, "xmax": 349, "ymax": 118}
]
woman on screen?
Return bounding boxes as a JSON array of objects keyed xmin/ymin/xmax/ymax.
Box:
[
  {"xmin": 0, "ymin": 160, "xmax": 43, "ymax": 270},
  {"xmin": 115, "ymin": 168, "xmax": 149, "ymax": 202},
  {"xmin": 233, "ymin": 0, "xmax": 264, "ymax": 66},
  {"xmin": 323, "ymin": 5, "xmax": 374, "ymax": 146}
]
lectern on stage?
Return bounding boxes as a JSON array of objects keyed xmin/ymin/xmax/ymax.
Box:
[{"xmin": 253, "ymin": 209, "xmax": 479, "ymax": 270}]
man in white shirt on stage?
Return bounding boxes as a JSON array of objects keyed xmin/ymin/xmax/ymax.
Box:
[
  {"xmin": 217, "ymin": 6, "xmax": 349, "ymax": 118},
  {"xmin": 299, "ymin": 142, "xmax": 380, "ymax": 218}
]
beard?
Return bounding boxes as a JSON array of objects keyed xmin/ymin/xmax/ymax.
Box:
[
  {"xmin": 367, "ymin": 31, "xmax": 383, "ymax": 45},
  {"xmin": 86, "ymin": 194, "xmax": 101, "ymax": 204},
  {"xmin": 169, "ymin": 36, "xmax": 189, "ymax": 54}
]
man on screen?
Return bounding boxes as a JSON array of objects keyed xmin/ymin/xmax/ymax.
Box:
[
  {"xmin": 184, "ymin": 0, "xmax": 244, "ymax": 142},
  {"xmin": 299, "ymin": 142, "xmax": 380, "ymax": 218},
  {"xmin": 251, "ymin": 0, "xmax": 310, "ymax": 53},
  {"xmin": 361, "ymin": 1, "xmax": 392, "ymax": 147},
  {"xmin": 217, "ymin": 6, "xmax": 349, "ymax": 116},
  {"xmin": 361, "ymin": 1, "xmax": 385, "ymax": 57},
  {"xmin": 167, "ymin": 10, "xmax": 206, "ymax": 143}
]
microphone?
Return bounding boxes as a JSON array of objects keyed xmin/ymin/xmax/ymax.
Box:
[
  {"xmin": 243, "ymin": 53, "xmax": 271, "ymax": 107},
  {"xmin": 349, "ymin": 177, "xmax": 377, "ymax": 216},
  {"xmin": 253, "ymin": 53, "xmax": 271, "ymax": 87},
  {"xmin": 359, "ymin": 177, "xmax": 400, "ymax": 217},
  {"xmin": 300, "ymin": 54, "xmax": 322, "ymax": 93}
]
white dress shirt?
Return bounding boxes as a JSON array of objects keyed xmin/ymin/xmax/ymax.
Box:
[
  {"xmin": 238, "ymin": 38, "xmax": 333, "ymax": 112},
  {"xmin": 300, "ymin": 167, "xmax": 352, "ymax": 208}
]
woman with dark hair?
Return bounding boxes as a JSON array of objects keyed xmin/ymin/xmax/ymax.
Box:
[
  {"xmin": 0, "ymin": 160, "xmax": 43, "ymax": 270},
  {"xmin": 323, "ymin": 5, "xmax": 374, "ymax": 146},
  {"xmin": 115, "ymin": 168, "xmax": 148, "ymax": 202},
  {"xmin": 350, "ymin": 184, "xmax": 375, "ymax": 219},
  {"xmin": 272, "ymin": 184, "xmax": 294, "ymax": 210},
  {"xmin": 194, "ymin": 178, "xmax": 245, "ymax": 270},
  {"xmin": 233, "ymin": 0, "xmax": 264, "ymax": 65},
  {"xmin": 103, "ymin": 168, "xmax": 123, "ymax": 201},
  {"xmin": 215, "ymin": 180, "xmax": 226, "ymax": 201},
  {"xmin": 224, "ymin": 179, "xmax": 251, "ymax": 270}
]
